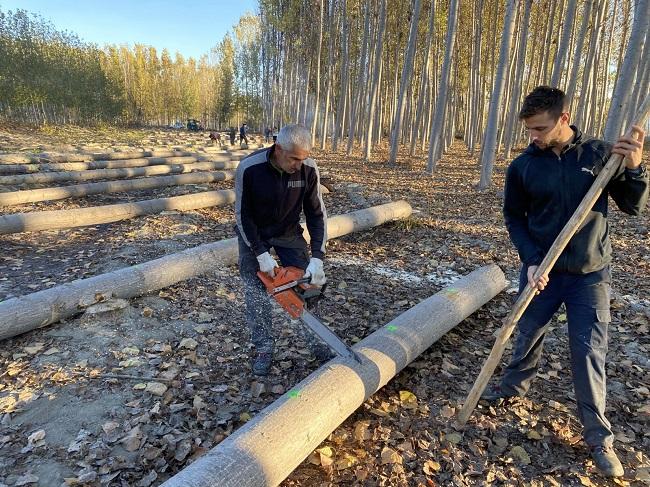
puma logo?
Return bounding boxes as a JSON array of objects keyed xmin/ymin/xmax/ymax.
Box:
[{"xmin": 581, "ymin": 167, "xmax": 596, "ymax": 176}]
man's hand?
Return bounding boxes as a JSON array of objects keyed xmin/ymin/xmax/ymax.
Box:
[
  {"xmin": 257, "ymin": 252, "xmax": 278, "ymax": 277},
  {"xmin": 304, "ymin": 257, "xmax": 326, "ymax": 286},
  {"xmin": 527, "ymin": 265, "xmax": 549, "ymax": 292},
  {"xmin": 612, "ymin": 125, "xmax": 645, "ymax": 170}
]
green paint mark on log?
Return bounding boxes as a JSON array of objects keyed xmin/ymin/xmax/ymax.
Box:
[
  {"xmin": 386, "ymin": 325, "xmax": 398, "ymax": 332},
  {"xmin": 287, "ymin": 390, "xmax": 301, "ymax": 399}
]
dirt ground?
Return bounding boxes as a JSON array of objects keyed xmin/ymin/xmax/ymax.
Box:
[{"xmin": 0, "ymin": 123, "xmax": 648, "ymax": 487}]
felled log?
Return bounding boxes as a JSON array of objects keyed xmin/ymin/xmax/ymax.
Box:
[
  {"xmin": 161, "ymin": 264, "xmax": 507, "ymax": 487},
  {"xmin": 0, "ymin": 149, "xmax": 193, "ymax": 165},
  {"xmin": 0, "ymin": 189, "xmax": 235, "ymax": 234},
  {"xmin": 0, "ymin": 160, "xmax": 239, "ymax": 185},
  {"xmin": 0, "ymin": 153, "xmax": 249, "ymax": 175},
  {"xmin": 0, "ymin": 200, "xmax": 413, "ymax": 340},
  {"xmin": 0, "ymin": 171, "xmax": 234, "ymax": 206}
]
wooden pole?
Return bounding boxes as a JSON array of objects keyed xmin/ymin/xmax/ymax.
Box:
[
  {"xmin": 457, "ymin": 96, "xmax": 650, "ymax": 425},
  {"xmin": 0, "ymin": 189, "xmax": 236, "ymax": 234},
  {"xmin": 0, "ymin": 171, "xmax": 234, "ymax": 206}
]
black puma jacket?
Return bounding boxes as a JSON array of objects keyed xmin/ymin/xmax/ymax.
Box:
[{"xmin": 503, "ymin": 126, "xmax": 648, "ymax": 274}]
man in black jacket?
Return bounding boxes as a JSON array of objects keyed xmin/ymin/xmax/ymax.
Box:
[
  {"xmin": 484, "ymin": 86, "xmax": 647, "ymax": 477},
  {"xmin": 235, "ymin": 123, "xmax": 328, "ymax": 376}
]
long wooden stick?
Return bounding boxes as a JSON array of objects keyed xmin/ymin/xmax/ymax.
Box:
[{"xmin": 457, "ymin": 95, "xmax": 650, "ymax": 425}]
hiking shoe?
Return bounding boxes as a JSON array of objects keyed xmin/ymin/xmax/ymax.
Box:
[
  {"xmin": 480, "ymin": 384, "xmax": 516, "ymax": 402},
  {"xmin": 252, "ymin": 350, "xmax": 273, "ymax": 376},
  {"xmin": 591, "ymin": 446, "xmax": 624, "ymax": 477}
]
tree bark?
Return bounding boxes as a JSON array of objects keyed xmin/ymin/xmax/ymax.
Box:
[
  {"xmin": 388, "ymin": 0, "xmax": 423, "ymax": 164},
  {"xmin": 0, "ymin": 189, "xmax": 236, "ymax": 234},
  {"xmin": 0, "ymin": 201, "xmax": 413, "ymax": 340},
  {"xmin": 425, "ymin": 0, "xmax": 460, "ymax": 173},
  {"xmin": 0, "ymin": 160, "xmax": 239, "ymax": 186},
  {"xmin": 160, "ymin": 265, "xmax": 507, "ymax": 487},
  {"xmin": 603, "ymin": 0, "xmax": 650, "ymax": 140},
  {"xmin": 478, "ymin": 0, "xmax": 519, "ymax": 189},
  {"xmin": 0, "ymin": 171, "xmax": 234, "ymax": 206}
]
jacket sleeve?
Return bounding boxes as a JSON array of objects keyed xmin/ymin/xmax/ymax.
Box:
[
  {"xmin": 303, "ymin": 161, "xmax": 327, "ymax": 260},
  {"xmin": 607, "ymin": 153, "xmax": 649, "ymax": 215},
  {"xmin": 503, "ymin": 162, "xmax": 544, "ymax": 266},
  {"xmin": 235, "ymin": 164, "xmax": 267, "ymax": 256}
]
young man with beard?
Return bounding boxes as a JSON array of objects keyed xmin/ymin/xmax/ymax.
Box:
[
  {"xmin": 235, "ymin": 123, "xmax": 328, "ymax": 376},
  {"xmin": 483, "ymin": 86, "xmax": 648, "ymax": 477}
]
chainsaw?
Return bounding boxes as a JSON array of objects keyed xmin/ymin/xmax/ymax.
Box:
[{"xmin": 257, "ymin": 266, "xmax": 363, "ymax": 364}]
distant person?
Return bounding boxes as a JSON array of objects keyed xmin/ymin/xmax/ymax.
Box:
[
  {"xmin": 240, "ymin": 123, "xmax": 249, "ymax": 147},
  {"xmin": 272, "ymin": 126, "xmax": 279, "ymax": 143},
  {"xmin": 264, "ymin": 126, "xmax": 271, "ymax": 143},
  {"xmin": 229, "ymin": 127, "xmax": 236, "ymax": 146},
  {"xmin": 209, "ymin": 131, "xmax": 221, "ymax": 146}
]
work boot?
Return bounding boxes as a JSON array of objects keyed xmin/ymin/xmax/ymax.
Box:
[
  {"xmin": 480, "ymin": 384, "xmax": 517, "ymax": 402},
  {"xmin": 591, "ymin": 446, "xmax": 624, "ymax": 477},
  {"xmin": 252, "ymin": 350, "xmax": 273, "ymax": 376}
]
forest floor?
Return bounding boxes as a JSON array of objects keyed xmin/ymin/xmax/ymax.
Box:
[{"xmin": 0, "ymin": 123, "xmax": 648, "ymax": 487}]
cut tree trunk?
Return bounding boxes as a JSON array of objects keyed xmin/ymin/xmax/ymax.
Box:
[
  {"xmin": 0, "ymin": 150, "xmax": 193, "ymax": 165},
  {"xmin": 0, "ymin": 201, "xmax": 413, "ymax": 340},
  {"xmin": 0, "ymin": 160, "xmax": 239, "ymax": 186},
  {"xmin": 0, "ymin": 171, "xmax": 234, "ymax": 206},
  {"xmin": 160, "ymin": 264, "xmax": 507, "ymax": 487},
  {"xmin": 0, "ymin": 189, "xmax": 236, "ymax": 234},
  {"xmin": 0, "ymin": 154, "xmax": 242, "ymax": 174}
]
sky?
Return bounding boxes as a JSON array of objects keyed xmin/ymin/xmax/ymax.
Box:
[{"xmin": 0, "ymin": 0, "xmax": 259, "ymax": 59}]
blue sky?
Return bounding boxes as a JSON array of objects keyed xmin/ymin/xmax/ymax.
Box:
[{"xmin": 0, "ymin": 0, "xmax": 258, "ymax": 59}]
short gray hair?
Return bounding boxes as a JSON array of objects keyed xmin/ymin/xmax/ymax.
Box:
[{"xmin": 276, "ymin": 124, "xmax": 312, "ymax": 151}]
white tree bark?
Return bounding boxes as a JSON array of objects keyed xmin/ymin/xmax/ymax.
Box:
[
  {"xmin": 603, "ymin": 0, "xmax": 650, "ymax": 140},
  {"xmin": 0, "ymin": 189, "xmax": 236, "ymax": 234},
  {"xmin": 478, "ymin": 0, "xmax": 519, "ymax": 189},
  {"xmin": 0, "ymin": 160, "xmax": 238, "ymax": 186},
  {"xmin": 388, "ymin": 0, "xmax": 422, "ymax": 164},
  {"xmin": 550, "ymin": 0, "xmax": 578, "ymax": 86},
  {"xmin": 0, "ymin": 171, "xmax": 234, "ymax": 206},
  {"xmin": 160, "ymin": 265, "xmax": 507, "ymax": 487},
  {"xmin": 425, "ymin": 0, "xmax": 460, "ymax": 173},
  {"xmin": 0, "ymin": 201, "xmax": 413, "ymax": 340}
]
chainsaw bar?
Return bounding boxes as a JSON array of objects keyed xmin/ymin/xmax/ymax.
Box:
[{"xmin": 300, "ymin": 310, "xmax": 363, "ymax": 364}]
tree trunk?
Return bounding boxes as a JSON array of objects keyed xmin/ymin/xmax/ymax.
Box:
[
  {"xmin": 388, "ymin": 0, "xmax": 423, "ymax": 164},
  {"xmin": 0, "ymin": 201, "xmax": 413, "ymax": 340},
  {"xmin": 0, "ymin": 190, "xmax": 237, "ymax": 234},
  {"xmin": 478, "ymin": 0, "xmax": 519, "ymax": 189},
  {"xmin": 363, "ymin": 0, "xmax": 388, "ymax": 160},
  {"xmin": 0, "ymin": 171, "xmax": 234, "ymax": 206},
  {"xmin": 603, "ymin": 0, "xmax": 650, "ymax": 140},
  {"xmin": 311, "ymin": 0, "xmax": 325, "ymax": 144},
  {"xmin": 0, "ymin": 160, "xmax": 239, "ymax": 186},
  {"xmin": 550, "ymin": 0, "xmax": 578, "ymax": 86},
  {"xmin": 425, "ymin": 0, "xmax": 460, "ymax": 173},
  {"xmin": 159, "ymin": 265, "xmax": 507, "ymax": 487},
  {"xmin": 504, "ymin": 0, "xmax": 533, "ymax": 159}
]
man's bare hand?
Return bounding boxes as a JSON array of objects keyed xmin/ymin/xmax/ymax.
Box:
[
  {"xmin": 612, "ymin": 125, "xmax": 645, "ymax": 170},
  {"xmin": 527, "ymin": 265, "xmax": 549, "ymax": 292}
]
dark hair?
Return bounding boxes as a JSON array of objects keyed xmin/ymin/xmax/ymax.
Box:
[{"xmin": 519, "ymin": 86, "xmax": 567, "ymax": 120}]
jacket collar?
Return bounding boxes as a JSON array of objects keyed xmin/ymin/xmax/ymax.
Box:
[{"xmin": 523, "ymin": 125, "xmax": 583, "ymax": 156}]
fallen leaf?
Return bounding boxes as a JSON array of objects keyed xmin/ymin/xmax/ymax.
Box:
[
  {"xmin": 380, "ymin": 446, "xmax": 402, "ymax": 465},
  {"xmin": 423, "ymin": 460, "xmax": 441, "ymax": 475},
  {"xmin": 509, "ymin": 445, "xmax": 531, "ymax": 465},
  {"xmin": 179, "ymin": 338, "xmax": 198, "ymax": 350},
  {"xmin": 399, "ymin": 390, "xmax": 418, "ymax": 409},
  {"xmin": 145, "ymin": 382, "xmax": 167, "ymax": 396}
]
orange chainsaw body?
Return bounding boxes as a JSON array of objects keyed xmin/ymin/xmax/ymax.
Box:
[{"xmin": 257, "ymin": 266, "xmax": 314, "ymax": 319}]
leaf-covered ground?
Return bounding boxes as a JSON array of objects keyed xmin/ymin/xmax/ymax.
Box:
[{"xmin": 0, "ymin": 124, "xmax": 648, "ymax": 487}]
